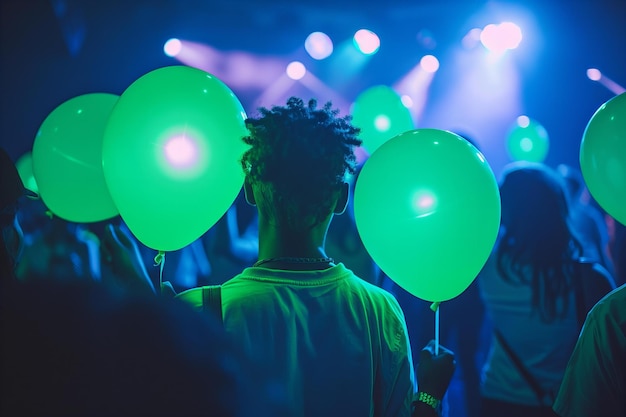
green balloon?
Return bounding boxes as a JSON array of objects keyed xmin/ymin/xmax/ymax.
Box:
[
  {"xmin": 32, "ymin": 93, "xmax": 120, "ymax": 222},
  {"xmin": 354, "ymin": 129, "xmax": 501, "ymax": 302},
  {"xmin": 580, "ymin": 92, "xmax": 626, "ymax": 225},
  {"xmin": 102, "ymin": 66, "xmax": 248, "ymax": 251},
  {"xmin": 351, "ymin": 85, "xmax": 415, "ymax": 154},
  {"xmin": 506, "ymin": 117, "xmax": 549, "ymax": 162},
  {"xmin": 15, "ymin": 151, "xmax": 38, "ymax": 195}
]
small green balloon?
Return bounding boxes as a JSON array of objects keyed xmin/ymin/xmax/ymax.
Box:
[
  {"xmin": 351, "ymin": 85, "xmax": 415, "ymax": 154},
  {"xmin": 15, "ymin": 151, "xmax": 38, "ymax": 195},
  {"xmin": 506, "ymin": 117, "xmax": 549, "ymax": 162},
  {"xmin": 32, "ymin": 93, "xmax": 120, "ymax": 223},
  {"xmin": 580, "ymin": 92, "xmax": 626, "ymax": 225},
  {"xmin": 354, "ymin": 129, "xmax": 501, "ymax": 302},
  {"xmin": 102, "ymin": 66, "xmax": 248, "ymax": 251}
]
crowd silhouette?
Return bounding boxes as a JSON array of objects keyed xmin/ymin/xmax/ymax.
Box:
[{"xmin": 1, "ymin": 95, "xmax": 624, "ymax": 417}]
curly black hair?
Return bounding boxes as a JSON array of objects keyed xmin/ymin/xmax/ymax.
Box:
[{"xmin": 241, "ymin": 97, "xmax": 362, "ymax": 230}]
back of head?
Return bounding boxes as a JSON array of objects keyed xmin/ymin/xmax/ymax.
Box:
[
  {"xmin": 556, "ymin": 163, "xmax": 584, "ymax": 199},
  {"xmin": 499, "ymin": 162, "xmax": 574, "ymax": 259},
  {"xmin": 241, "ymin": 97, "xmax": 361, "ymax": 230},
  {"xmin": 497, "ymin": 162, "xmax": 580, "ymax": 321}
]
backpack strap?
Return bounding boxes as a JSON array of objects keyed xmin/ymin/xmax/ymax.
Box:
[
  {"xmin": 494, "ymin": 329, "xmax": 552, "ymax": 405},
  {"xmin": 201, "ymin": 285, "xmax": 223, "ymax": 323}
]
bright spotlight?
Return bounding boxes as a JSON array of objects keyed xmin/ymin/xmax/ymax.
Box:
[
  {"xmin": 587, "ymin": 68, "xmax": 601, "ymax": 81},
  {"xmin": 499, "ymin": 22, "xmax": 522, "ymax": 50},
  {"xmin": 164, "ymin": 38, "xmax": 182, "ymax": 57},
  {"xmin": 286, "ymin": 61, "xmax": 306, "ymax": 80},
  {"xmin": 516, "ymin": 115, "xmax": 530, "ymax": 128},
  {"xmin": 353, "ymin": 29, "xmax": 380, "ymax": 55},
  {"xmin": 305, "ymin": 32, "xmax": 333, "ymax": 60},
  {"xmin": 400, "ymin": 95, "xmax": 414, "ymax": 108},
  {"xmin": 420, "ymin": 55, "xmax": 440, "ymax": 73},
  {"xmin": 584, "ymin": 68, "xmax": 626, "ymax": 94},
  {"xmin": 480, "ymin": 22, "xmax": 522, "ymax": 53}
]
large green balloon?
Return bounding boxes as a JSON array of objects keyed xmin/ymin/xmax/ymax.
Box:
[
  {"xmin": 354, "ymin": 129, "xmax": 501, "ymax": 302},
  {"xmin": 102, "ymin": 66, "xmax": 248, "ymax": 251},
  {"xmin": 506, "ymin": 117, "xmax": 549, "ymax": 162},
  {"xmin": 350, "ymin": 85, "xmax": 415, "ymax": 154},
  {"xmin": 580, "ymin": 92, "xmax": 626, "ymax": 225},
  {"xmin": 32, "ymin": 93, "xmax": 119, "ymax": 222}
]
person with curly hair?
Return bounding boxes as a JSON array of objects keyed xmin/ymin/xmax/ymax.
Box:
[{"xmin": 171, "ymin": 97, "xmax": 455, "ymax": 417}]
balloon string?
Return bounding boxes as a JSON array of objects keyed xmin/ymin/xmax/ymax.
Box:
[
  {"xmin": 153, "ymin": 251, "xmax": 166, "ymax": 295},
  {"xmin": 430, "ymin": 301, "xmax": 441, "ymax": 355}
]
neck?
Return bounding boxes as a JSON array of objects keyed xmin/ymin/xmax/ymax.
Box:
[{"xmin": 256, "ymin": 214, "xmax": 333, "ymax": 266}]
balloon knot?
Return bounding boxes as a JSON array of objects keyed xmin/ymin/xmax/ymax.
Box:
[
  {"xmin": 153, "ymin": 251, "xmax": 165, "ymax": 266},
  {"xmin": 430, "ymin": 301, "xmax": 441, "ymax": 312},
  {"xmin": 45, "ymin": 210, "xmax": 54, "ymax": 219}
]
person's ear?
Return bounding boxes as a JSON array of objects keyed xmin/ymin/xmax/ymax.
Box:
[
  {"xmin": 243, "ymin": 179, "xmax": 256, "ymax": 206},
  {"xmin": 334, "ymin": 183, "xmax": 349, "ymax": 215}
]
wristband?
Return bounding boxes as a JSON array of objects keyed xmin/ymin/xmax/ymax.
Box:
[{"xmin": 415, "ymin": 391, "xmax": 441, "ymax": 410}]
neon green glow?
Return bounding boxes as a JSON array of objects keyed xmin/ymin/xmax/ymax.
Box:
[
  {"xmin": 102, "ymin": 66, "xmax": 248, "ymax": 251},
  {"xmin": 32, "ymin": 93, "xmax": 120, "ymax": 222},
  {"xmin": 506, "ymin": 119, "xmax": 549, "ymax": 162},
  {"xmin": 580, "ymin": 92, "xmax": 626, "ymax": 225},
  {"xmin": 15, "ymin": 152, "xmax": 39, "ymax": 195},
  {"xmin": 354, "ymin": 129, "xmax": 501, "ymax": 302},
  {"xmin": 351, "ymin": 85, "xmax": 414, "ymax": 154}
]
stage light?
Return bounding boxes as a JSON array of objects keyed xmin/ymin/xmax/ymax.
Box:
[
  {"xmin": 516, "ymin": 115, "xmax": 530, "ymax": 128},
  {"xmin": 286, "ymin": 61, "xmax": 306, "ymax": 80},
  {"xmin": 164, "ymin": 38, "xmax": 182, "ymax": 57},
  {"xmin": 480, "ymin": 22, "xmax": 522, "ymax": 53},
  {"xmin": 587, "ymin": 68, "xmax": 601, "ymax": 81},
  {"xmin": 500, "ymin": 22, "xmax": 522, "ymax": 49},
  {"xmin": 585, "ymin": 68, "xmax": 626, "ymax": 94},
  {"xmin": 462, "ymin": 28, "xmax": 482, "ymax": 49},
  {"xmin": 353, "ymin": 29, "xmax": 380, "ymax": 55},
  {"xmin": 305, "ymin": 32, "xmax": 333, "ymax": 60},
  {"xmin": 401, "ymin": 95, "xmax": 414, "ymax": 108},
  {"xmin": 480, "ymin": 24, "xmax": 506, "ymax": 53},
  {"xmin": 420, "ymin": 55, "xmax": 440, "ymax": 73}
]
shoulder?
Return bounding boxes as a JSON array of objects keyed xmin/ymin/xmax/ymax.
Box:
[
  {"xmin": 588, "ymin": 283, "xmax": 626, "ymax": 322},
  {"xmin": 576, "ymin": 258, "xmax": 616, "ymax": 293}
]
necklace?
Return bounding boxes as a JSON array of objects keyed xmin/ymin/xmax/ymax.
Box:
[{"xmin": 253, "ymin": 257, "xmax": 335, "ymax": 267}]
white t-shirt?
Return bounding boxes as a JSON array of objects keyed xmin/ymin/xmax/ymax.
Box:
[
  {"xmin": 178, "ymin": 263, "xmax": 415, "ymax": 417},
  {"xmin": 478, "ymin": 254, "xmax": 581, "ymax": 406}
]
